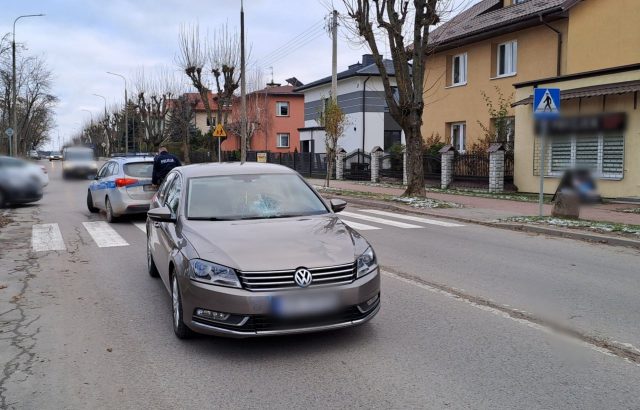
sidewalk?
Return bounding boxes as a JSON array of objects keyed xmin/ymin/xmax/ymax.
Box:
[{"xmin": 307, "ymin": 179, "xmax": 640, "ymax": 226}]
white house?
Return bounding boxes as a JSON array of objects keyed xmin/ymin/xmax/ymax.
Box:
[{"xmin": 295, "ymin": 54, "xmax": 404, "ymax": 154}]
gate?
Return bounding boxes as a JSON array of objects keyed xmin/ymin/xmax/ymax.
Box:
[
  {"xmin": 343, "ymin": 149, "xmax": 371, "ymax": 181},
  {"xmin": 380, "ymin": 153, "xmax": 403, "ymax": 181}
]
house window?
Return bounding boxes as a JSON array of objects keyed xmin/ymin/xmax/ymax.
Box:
[
  {"xmin": 276, "ymin": 101, "xmax": 289, "ymax": 117},
  {"xmin": 452, "ymin": 53, "xmax": 467, "ymax": 86},
  {"xmin": 450, "ymin": 122, "xmax": 466, "ymax": 152},
  {"xmin": 543, "ymin": 135, "xmax": 624, "ymax": 179},
  {"xmin": 514, "ymin": 0, "xmax": 530, "ymax": 4},
  {"xmin": 206, "ymin": 117, "xmax": 216, "ymax": 127},
  {"xmin": 497, "ymin": 40, "xmax": 517, "ymax": 77},
  {"xmin": 277, "ymin": 133, "xmax": 290, "ymax": 148}
]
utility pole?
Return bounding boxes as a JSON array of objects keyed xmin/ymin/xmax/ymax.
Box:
[
  {"xmin": 11, "ymin": 14, "xmax": 44, "ymax": 157},
  {"xmin": 331, "ymin": 9, "xmax": 338, "ymax": 103},
  {"xmin": 240, "ymin": 0, "xmax": 247, "ymax": 164}
]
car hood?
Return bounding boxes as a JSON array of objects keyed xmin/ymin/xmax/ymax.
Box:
[{"xmin": 181, "ymin": 214, "xmax": 368, "ymax": 271}]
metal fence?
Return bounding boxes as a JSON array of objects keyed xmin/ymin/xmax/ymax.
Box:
[
  {"xmin": 380, "ymin": 153, "xmax": 404, "ymax": 181},
  {"xmin": 216, "ymin": 150, "xmax": 332, "ymax": 179},
  {"xmin": 343, "ymin": 149, "xmax": 371, "ymax": 181},
  {"xmin": 452, "ymin": 153, "xmax": 489, "ymax": 188}
]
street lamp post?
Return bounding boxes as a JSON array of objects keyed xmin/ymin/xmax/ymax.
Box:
[
  {"xmin": 12, "ymin": 13, "xmax": 44, "ymax": 157},
  {"xmin": 106, "ymin": 72, "xmax": 128, "ymax": 154},
  {"xmin": 93, "ymin": 94, "xmax": 109, "ymax": 156},
  {"xmin": 81, "ymin": 110, "xmax": 94, "ymax": 144}
]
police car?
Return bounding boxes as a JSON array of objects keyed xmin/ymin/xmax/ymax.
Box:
[{"xmin": 87, "ymin": 156, "xmax": 157, "ymax": 222}]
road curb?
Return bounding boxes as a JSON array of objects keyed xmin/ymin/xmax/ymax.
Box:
[{"xmin": 324, "ymin": 193, "xmax": 640, "ymax": 250}]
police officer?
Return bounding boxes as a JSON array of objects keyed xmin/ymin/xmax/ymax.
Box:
[{"xmin": 152, "ymin": 146, "xmax": 182, "ymax": 186}]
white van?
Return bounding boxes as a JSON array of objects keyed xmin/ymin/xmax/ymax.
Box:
[{"xmin": 62, "ymin": 147, "xmax": 97, "ymax": 179}]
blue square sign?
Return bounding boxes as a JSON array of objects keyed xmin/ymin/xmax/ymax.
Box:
[{"xmin": 533, "ymin": 88, "xmax": 560, "ymax": 119}]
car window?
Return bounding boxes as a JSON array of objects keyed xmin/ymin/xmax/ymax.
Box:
[
  {"xmin": 157, "ymin": 172, "xmax": 176, "ymax": 203},
  {"xmin": 124, "ymin": 162, "xmax": 153, "ymax": 178},
  {"xmin": 97, "ymin": 163, "xmax": 110, "ymax": 179},
  {"xmin": 111, "ymin": 163, "xmax": 120, "ymax": 176},
  {"xmin": 165, "ymin": 176, "xmax": 182, "ymax": 215},
  {"xmin": 105, "ymin": 163, "xmax": 115, "ymax": 176}
]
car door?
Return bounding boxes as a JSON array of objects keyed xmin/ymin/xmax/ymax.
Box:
[
  {"xmin": 91, "ymin": 162, "xmax": 112, "ymax": 209},
  {"xmin": 149, "ymin": 172, "xmax": 176, "ymax": 281},
  {"xmin": 155, "ymin": 173, "xmax": 181, "ymax": 283}
]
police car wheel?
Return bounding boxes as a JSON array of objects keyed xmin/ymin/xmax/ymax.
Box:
[
  {"xmin": 105, "ymin": 197, "xmax": 119, "ymax": 223},
  {"xmin": 87, "ymin": 191, "xmax": 99, "ymax": 213}
]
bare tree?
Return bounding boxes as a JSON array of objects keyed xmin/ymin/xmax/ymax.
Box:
[
  {"xmin": 342, "ymin": 0, "xmax": 441, "ymax": 196},
  {"xmin": 135, "ymin": 66, "xmax": 179, "ymax": 151},
  {"xmin": 227, "ymin": 68, "xmax": 269, "ymax": 151}
]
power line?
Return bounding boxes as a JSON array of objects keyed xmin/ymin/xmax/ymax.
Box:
[
  {"xmin": 254, "ymin": 19, "xmax": 324, "ymax": 66},
  {"xmin": 258, "ymin": 27, "xmax": 326, "ymax": 68}
]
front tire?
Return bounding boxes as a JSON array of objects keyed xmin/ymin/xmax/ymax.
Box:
[
  {"xmin": 147, "ymin": 235, "xmax": 159, "ymax": 278},
  {"xmin": 87, "ymin": 190, "xmax": 99, "ymax": 213},
  {"xmin": 0, "ymin": 189, "xmax": 6, "ymax": 208},
  {"xmin": 105, "ymin": 197, "xmax": 119, "ymax": 223},
  {"xmin": 172, "ymin": 274, "xmax": 193, "ymax": 339}
]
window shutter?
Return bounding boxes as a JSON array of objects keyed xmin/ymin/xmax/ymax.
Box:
[
  {"xmin": 549, "ymin": 136, "xmax": 572, "ymax": 175},
  {"xmin": 575, "ymin": 136, "xmax": 599, "ymax": 172},
  {"xmin": 602, "ymin": 135, "xmax": 624, "ymax": 178}
]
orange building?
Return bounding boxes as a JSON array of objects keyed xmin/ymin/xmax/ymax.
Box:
[{"xmin": 222, "ymin": 84, "xmax": 304, "ymax": 152}]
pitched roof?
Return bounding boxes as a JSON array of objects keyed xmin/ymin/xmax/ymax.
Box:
[
  {"xmin": 512, "ymin": 79, "xmax": 640, "ymax": 106},
  {"xmin": 180, "ymin": 92, "xmax": 230, "ymax": 111},
  {"xmin": 250, "ymin": 85, "xmax": 302, "ymax": 97},
  {"xmin": 295, "ymin": 58, "xmax": 397, "ymax": 92},
  {"xmin": 429, "ymin": 0, "xmax": 578, "ymax": 50}
]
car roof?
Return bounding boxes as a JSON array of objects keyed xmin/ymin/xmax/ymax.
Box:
[
  {"xmin": 110, "ymin": 156, "xmax": 155, "ymax": 163},
  {"xmin": 176, "ymin": 162, "xmax": 298, "ymax": 178}
]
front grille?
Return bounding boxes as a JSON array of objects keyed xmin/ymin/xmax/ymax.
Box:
[{"xmin": 238, "ymin": 262, "xmax": 356, "ymax": 291}]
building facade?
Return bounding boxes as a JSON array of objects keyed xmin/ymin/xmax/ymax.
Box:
[
  {"xmin": 422, "ymin": 0, "xmax": 572, "ymax": 151},
  {"xmin": 222, "ymin": 84, "xmax": 304, "ymax": 152},
  {"xmin": 295, "ymin": 54, "xmax": 404, "ymax": 154}
]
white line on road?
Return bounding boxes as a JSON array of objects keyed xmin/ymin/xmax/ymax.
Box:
[
  {"xmin": 361, "ymin": 209, "xmax": 464, "ymax": 227},
  {"xmin": 340, "ymin": 211, "xmax": 422, "ymax": 229},
  {"xmin": 340, "ymin": 220, "xmax": 381, "ymax": 231},
  {"xmin": 82, "ymin": 222, "xmax": 129, "ymax": 248},
  {"xmin": 32, "ymin": 223, "xmax": 66, "ymax": 252},
  {"xmin": 133, "ymin": 222, "xmax": 147, "ymax": 233},
  {"xmin": 382, "ymin": 270, "xmax": 638, "ymax": 366}
]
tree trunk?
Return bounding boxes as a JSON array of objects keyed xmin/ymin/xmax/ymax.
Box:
[{"xmin": 403, "ymin": 115, "xmax": 426, "ymax": 197}]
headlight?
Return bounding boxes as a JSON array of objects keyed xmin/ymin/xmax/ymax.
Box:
[
  {"xmin": 187, "ymin": 259, "xmax": 241, "ymax": 288},
  {"xmin": 356, "ymin": 247, "xmax": 377, "ymax": 278}
]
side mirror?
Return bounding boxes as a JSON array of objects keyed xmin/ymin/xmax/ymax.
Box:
[
  {"xmin": 148, "ymin": 206, "xmax": 176, "ymax": 223},
  {"xmin": 330, "ymin": 198, "xmax": 347, "ymax": 213}
]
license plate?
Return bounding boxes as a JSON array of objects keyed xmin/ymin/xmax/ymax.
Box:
[
  {"xmin": 143, "ymin": 185, "xmax": 157, "ymax": 192},
  {"xmin": 272, "ymin": 293, "xmax": 340, "ymax": 318}
]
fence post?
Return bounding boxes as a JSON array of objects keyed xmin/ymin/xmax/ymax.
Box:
[
  {"xmin": 402, "ymin": 150, "xmax": 408, "ymax": 186},
  {"xmin": 439, "ymin": 145, "xmax": 455, "ymax": 189},
  {"xmin": 370, "ymin": 146, "xmax": 383, "ymax": 183},
  {"xmin": 488, "ymin": 143, "xmax": 505, "ymax": 193},
  {"xmin": 336, "ymin": 148, "xmax": 346, "ymax": 180}
]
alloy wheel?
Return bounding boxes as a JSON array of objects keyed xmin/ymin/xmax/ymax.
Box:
[{"xmin": 172, "ymin": 276, "xmax": 180, "ymax": 329}]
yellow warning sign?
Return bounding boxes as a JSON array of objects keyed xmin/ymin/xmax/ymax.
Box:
[{"xmin": 212, "ymin": 123, "xmax": 227, "ymax": 138}]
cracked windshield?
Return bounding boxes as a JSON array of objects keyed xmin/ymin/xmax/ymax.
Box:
[{"xmin": 1, "ymin": 0, "xmax": 639, "ymax": 409}]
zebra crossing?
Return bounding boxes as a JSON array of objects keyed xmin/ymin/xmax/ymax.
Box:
[{"xmin": 30, "ymin": 210, "xmax": 463, "ymax": 252}]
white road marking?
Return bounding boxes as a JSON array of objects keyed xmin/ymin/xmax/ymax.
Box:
[
  {"xmin": 339, "ymin": 211, "xmax": 422, "ymax": 229},
  {"xmin": 340, "ymin": 220, "xmax": 381, "ymax": 231},
  {"xmin": 133, "ymin": 222, "xmax": 147, "ymax": 233},
  {"xmin": 32, "ymin": 223, "xmax": 66, "ymax": 252},
  {"xmin": 361, "ymin": 209, "xmax": 464, "ymax": 227},
  {"xmin": 382, "ymin": 270, "xmax": 638, "ymax": 366},
  {"xmin": 82, "ymin": 222, "xmax": 129, "ymax": 248}
]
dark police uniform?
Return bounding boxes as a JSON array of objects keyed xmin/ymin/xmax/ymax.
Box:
[{"xmin": 152, "ymin": 151, "xmax": 182, "ymax": 185}]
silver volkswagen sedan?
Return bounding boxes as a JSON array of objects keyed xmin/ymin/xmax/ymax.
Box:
[{"xmin": 146, "ymin": 163, "xmax": 380, "ymax": 338}]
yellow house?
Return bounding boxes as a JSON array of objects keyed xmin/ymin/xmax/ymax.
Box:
[
  {"xmin": 423, "ymin": 0, "xmax": 572, "ymax": 151},
  {"xmin": 423, "ymin": 0, "xmax": 640, "ymax": 198},
  {"xmin": 512, "ymin": 0, "xmax": 640, "ymax": 199}
]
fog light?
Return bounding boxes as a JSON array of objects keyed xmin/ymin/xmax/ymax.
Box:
[
  {"xmin": 357, "ymin": 294, "xmax": 380, "ymax": 313},
  {"xmin": 195, "ymin": 309, "xmax": 230, "ymax": 321},
  {"xmin": 365, "ymin": 294, "xmax": 379, "ymax": 307}
]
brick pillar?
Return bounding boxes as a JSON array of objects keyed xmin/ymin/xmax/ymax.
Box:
[
  {"xmin": 370, "ymin": 146, "xmax": 383, "ymax": 183},
  {"xmin": 402, "ymin": 151, "xmax": 408, "ymax": 186},
  {"xmin": 336, "ymin": 150, "xmax": 345, "ymax": 180},
  {"xmin": 489, "ymin": 150, "xmax": 505, "ymax": 193},
  {"xmin": 441, "ymin": 151, "xmax": 454, "ymax": 189}
]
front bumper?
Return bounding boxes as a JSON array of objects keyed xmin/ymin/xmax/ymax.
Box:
[{"xmin": 180, "ymin": 269, "xmax": 381, "ymax": 338}]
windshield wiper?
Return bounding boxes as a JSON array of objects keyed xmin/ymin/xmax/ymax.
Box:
[{"xmin": 187, "ymin": 217, "xmax": 234, "ymax": 221}]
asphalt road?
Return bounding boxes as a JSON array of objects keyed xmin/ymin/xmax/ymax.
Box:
[{"xmin": 1, "ymin": 160, "xmax": 640, "ymax": 409}]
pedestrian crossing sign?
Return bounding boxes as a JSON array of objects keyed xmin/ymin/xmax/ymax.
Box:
[
  {"xmin": 212, "ymin": 123, "xmax": 227, "ymax": 138},
  {"xmin": 533, "ymin": 88, "xmax": 560, "ymax": 118}
]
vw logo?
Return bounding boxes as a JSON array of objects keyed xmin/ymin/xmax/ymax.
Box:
[{"xmin": 294, "ymin": 268, "xmax": 313, "ymax": 288}]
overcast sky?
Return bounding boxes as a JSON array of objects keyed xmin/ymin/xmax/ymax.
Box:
[{"xmin": 1, "ymin": 0, "xmax": 477, "ymax": 150}]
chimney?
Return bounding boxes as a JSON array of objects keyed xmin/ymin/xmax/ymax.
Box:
[{"xmin": 362, "ymin": 54, "xmax": 376, "ymax": 66}]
